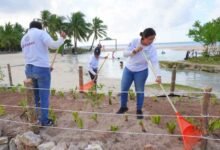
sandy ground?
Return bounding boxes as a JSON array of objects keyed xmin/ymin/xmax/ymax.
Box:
[{"xmin": 0, "ymin": 90, "xmax": 220, "ymax": 149}]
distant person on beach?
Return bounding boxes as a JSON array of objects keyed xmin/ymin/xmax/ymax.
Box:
[
  {"xmin": 117, "ymin": 28, "xmax": 161, "ymax": 119},
  {"xmin": 21, "ymin": 21, "xmax": 66, "ymax": 126}
]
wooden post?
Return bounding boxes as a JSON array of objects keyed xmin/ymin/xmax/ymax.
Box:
[
  {"xmin": 170, "ymin": 65, "xmax": 176, "ymax": 95},
  {"xmin": 79, "ymin": 66, "xmax": 84, "ymax": 92},
  {"xmin": 7, "ymin": 64, "xmax": 13, "ymax": 86},
  {"xmin": 201, "ymin": 87, "xmax": 212, "ymax": 150},
  {"xmin": 24, "ymin": 79, "xmax": 37, "ymax": 123}
]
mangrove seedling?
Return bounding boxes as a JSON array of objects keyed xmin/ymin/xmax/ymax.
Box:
[
  {"xmin": 72, "ymin": 112, "xmax": 79, "ymax": 122},
  {"xmin": 211, "ymin": 95, "xmax": 218, "ymax": 105},
  {"xmin": 108, "ymin": 90, "xmax": 113, "ymax": 105},
  {"xmin": 0, "ymin": 105, "xmax": 6, "ymax": 116},
  {"xmin": 166, "ymin": 121, "xmax": 176, "ymax": 134},
  {"xmin": 208, "ymin": 119, "xmax": 220, "ymax": 133},
  {"xmin": 129, "ymin": 89, "xmax": 135, "ymax": 100},
  {"xmin": 90, "ymin": 113, "xmax": 98, "ymax": 123},
  {"xmin": 49, "ymin": 108, "xmax": 57, "ymax": 124},
  {"xmin": 151, "ymin": 115, "xmax": 161, "ymax": 125},
  {"xmin": 151, "ymin": 96, "xmax": 158, "ymax": 102},
  {"xmin": 51, "ymin": 88, "xmax": 56, "ymax": 96},
  {"xmin": 110, "ymin": 125, "xmax": 119, "ymax": 132},
  {"xmin": 57, "ymin": 91, "xmax": 65, "ymax": 98},
  {"xmin": 18, "ymin": 99, "xmax": 28, "ymax": 112},
  {"xmin": 70, "ymin": 87, "xmax": 78, "ymax": 99},
  {"xmin": 86, "ymin": 85, "xmax": 105, "ymax": 108},
  {"xmin": 17, "ymin": 85, "xmax": 25, "ymax": 93},
  {"xmin": 0, "ymin": 67, "xmax": 5, "ymax": 81},
  {"xmin": 139, "ymin": 120, "xmax": 146, "ymax": 132},
  {"xmin": 76, "ymin": 117, "xmax": 84, "ymax": 129}
]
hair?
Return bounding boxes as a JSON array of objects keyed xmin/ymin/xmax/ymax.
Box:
[
  {"xmin": 29, "ymin": 21, "xmax": 43, "ymax": 30},
  {"xmin": 140, "ymin": 28, "xmax": 156, "ymax": 39},
  {"xmin": 94, "ymin": 48, "xmax": 101, "ymax": 56}
]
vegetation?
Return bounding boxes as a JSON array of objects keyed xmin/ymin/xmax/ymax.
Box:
[
  {"xmin": 88, "ymin": 17, "xmax": 107, "ymax": 51},
  {"xmin": 139, "ymin": 120, "xmax": 146, "ymax": 132},
  {"xmin": 0, "ymin": 67, "xmax": 4, "ymax": 81},
  {"xmin": 128, "ymin": 89, "xmax": 135, "ymax": 100},
  {"xmin": 0, "ymin": 105, "xmax": 6, "ymax": 116},
  {"xmin": 0, "ymin": 10, "xmax": 107, "ymax": 53},
  {"xmin": 209, "ymin": 119, "xmax": 220, "ymax": 133},
  {"xmin": 51, "ymin": 88, "xmax": 56, "ymax": 96},
  {"xmin": 86, "ymin": 84, "xmax": 105, "ymax": 108},
  {"xmin": 70, "ymin": 87, "xmax": 78, "ymax": 100},
  {"xmin": 76, "ymin": 117, "xmax": 84, "ymax": 129},
  {"xmin": 72, "ymin": 112, "xmax": 79, "ymax": 122},
  {"xmin": 110, "ymin": 125, "xmax": 119, "ymax": 132},
  {"xmin": 151, "ymin": 115, "xmax": 161, "ymax": 125},
  {"xmin": 0, "ymin": 23, "xmax": 24, "ymax": 53},
  {"xmin": 166, "ymin": 122, "xmax": 176, "ymax": 134},
  {"xmin": 108, "ymin": 90, "xmax": 113, "ymax": 105},
  {"xmin": 188, "ymin": 17, "xmax": 220, "ymax": 56},
  {"xmin": 49, "ymin": 108, "xmax": 57, "ymax": 124},
  {"xmin": 57, "ymin": 91, "xmax": 65, "ymax": 98},
  {"xmin": 90, "ymin": 113, "xmax": 98, "ymax": 123},
  {"xmin": 187, "ymin": 55, "xmax": 220, "ymax": 65}
]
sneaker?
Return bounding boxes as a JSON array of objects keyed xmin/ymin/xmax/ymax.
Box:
[
  {"xmin": 41, "ymin": 119, "xmax": 54, "ymax": 127},
  {"xmin": 116, "ymin": 107, "xmax": 128, "ymax": 114},
  {"xmin": 136, "ymin": 110, "xmax": 144, "ymax": 119}
]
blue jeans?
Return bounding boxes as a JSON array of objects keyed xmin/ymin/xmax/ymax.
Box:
[
  {"xmin": 120, "ymin": 67, "xmax": 148, "ymax": 110},
  {"xmin": 25, "ymin": 64, "xmax": 51, "ymax": 124}
]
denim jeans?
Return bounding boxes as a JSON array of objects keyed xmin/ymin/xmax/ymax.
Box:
[
  {"xmin": 120, "ymin": 67, "xmax": 148, "ymax": 110},
  {"xmin": 25, "ymin": 64, "xmax": 51, "ymax": 124}
]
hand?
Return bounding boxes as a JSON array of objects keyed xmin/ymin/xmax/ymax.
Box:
[
  {"xmin": 93, "ymin": 75, "xmax": 98, "ymax": 81},
  {"xmin": 60, "ymin": 31, "xmax": 66, "ymax": 39},
  {"xmin": 155, "ymin": 76, "xmax": 162, "ymax": 84},
  {"xmin": 104, "ymin": 56, "xmax": 108, "ymax": 59},
  {"xmin": 135, "ymin": 46, "xmax": 143, "ymax": 52},
  {"xmin": 50, "ymin": 66, "xmax": 54, "ymax": 72}
]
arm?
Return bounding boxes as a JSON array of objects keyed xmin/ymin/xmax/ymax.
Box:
[
  {"xmin": 88, "ymin": 57, "xmax": 97, "ymax": 76},
  {"xmin": 42, "ymin": 31, "xmax": 65, "ymax": 49}
]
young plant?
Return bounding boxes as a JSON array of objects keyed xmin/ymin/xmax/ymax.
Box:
[
  {"xmin": 86, "ymin": 84, "xmax": 105, "ymax": 108},
  {"xmin": 70, "ymin": 87, "xmax": 78, "ymax": 100},
  {"xmin": 108, "ymin": 90, "xmax": 113, "ymax": 105},
  {"xmin": 0, "ymin": 67, "xmax": 5, "ymax": 82},
  {"xmin": 90, "ymin": 113, "xmax": 98, "ymax": 123},
  {"xmin": 18, "ymin": 99, "xmax": 28, "ymax": 112},
  {"xmin": 151, "ymin": 96, "xmax": 158, "ymax": 102},
  {"xmin": 211, "ymin": 95, "xmax": 218, "ymax": 105},
  {"xmin": 0, "ymin": 105, "xmax": 6, "ymax": 116},
  {"xmin": 110, "ymin": 125, "xmax": 119, "ymax": 132},
  {"xmin": 139, "ymin": 120, "xmax": 146, "ymax": 132},
  {"xmin": 166, "ymin": 121, "xmax": 176, "ymax": 134},
  {"xmin": 208, "ymin": 119, "xmax": 220, "ymax": 133},
  {"xmin": 76, "ymin": 117, "xmax": 84, "ymax": 129},
  {"xmin": 49, "ymin": 108, "xmax": 57, "ymax": 124},
  {"xmin": 57, "ymin": 91, "xmax": 65, "ymax": 98},
  {"xmin": 51, "ymin": 88, "xmax": 56, "ymax": 96},
  {"xmin": 128, "ymin": 89, "xmax": 135, "ymax": 100},
  {"xmin": 17, "ymin": 84, "xmax": 25, "ymax": 93},
  {"xmin": 151, "ymin": 115, "xmax": 161, "ymax": 125},
  {"xmin": 72, "ymin": 112, "xmax": 79, "ymax": 122}
]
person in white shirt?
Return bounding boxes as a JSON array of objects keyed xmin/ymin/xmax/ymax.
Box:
[
  {"xmin": 21, "ymin": 21, "xmax": 66, "ymax": 126},
  {"xmin": 116, "ymin": 28, "xmax": 161, "ymax": 119}
]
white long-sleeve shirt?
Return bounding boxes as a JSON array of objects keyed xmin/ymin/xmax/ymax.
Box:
[
  {"xmin": 88, "ymin": 56, "xmax": 99, "ymax": 75},
  {"xmin": 21, "ymin": 28, "xmax": 64, "ymax": 68},
  {"xmin": 124, "ymin": 38, "xmax": 161, "ymax": 76}
]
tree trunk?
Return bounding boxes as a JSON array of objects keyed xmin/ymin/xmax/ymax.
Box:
[
  {"xmin": 89, "ymin": 35, "xmax": 96, "ymax": 51},
  {"xmin": 74, "ymin": 37, "xmax": 77, "ymax": 53}
]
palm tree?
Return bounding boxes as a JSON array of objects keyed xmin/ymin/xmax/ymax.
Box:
[
  {"xmin": 0, "ymin": 23, "xmax": 24, "ymax": 52},
  {"xmin": 40, "ymin": 10, "xmax": 51, "ymax": 31},
  {"xmin": 88, "ymin": 17, "xmax": 107, "ymax": 51},
  {"xmin": 68, "ymin": 11, "xmax": 90, "ymax": 51}
]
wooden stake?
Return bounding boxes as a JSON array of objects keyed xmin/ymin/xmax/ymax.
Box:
[
  {"xmin": 79, "ymin": 66, "xmax": 84, "ymax": 92},
  {"xmin": 201, "ymin": 87, "xmax": 212, "ymax": 150},
  {"xmin": 7, "ymin": 64, "xmax": 13, "ymax": 86},
  {"xmin": 170, "ymin": 65, "xmax": 176, "ymax": 95}
]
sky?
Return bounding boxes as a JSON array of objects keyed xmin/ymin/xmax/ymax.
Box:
[{"xmin": 0, "ymin": 0, "xmax": 219, "ymax": 45}]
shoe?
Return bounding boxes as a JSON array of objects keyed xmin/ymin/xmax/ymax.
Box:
[
  {"xmin": 41, "ymin": 119, "xmax": 54, "ymax": 126},
  {"xmin": 136, "ymin": 110, "xmax": 143, "ymax": 119},
  {"xmin": 116, "ymin": 107, "xmax": 128, "ymax": 114}
]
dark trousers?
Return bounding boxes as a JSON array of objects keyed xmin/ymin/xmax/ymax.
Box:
[{"xmin": 89, "ymin": 68, "xmax": 98, "ymax": 84}]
